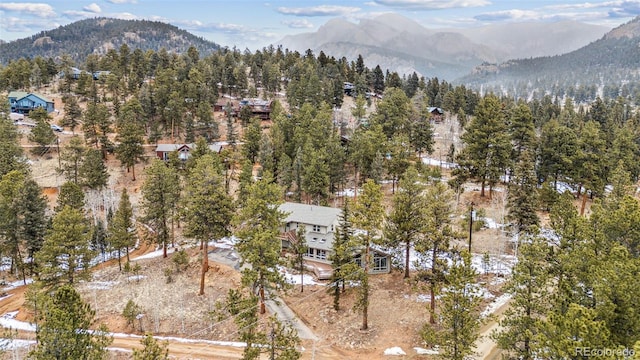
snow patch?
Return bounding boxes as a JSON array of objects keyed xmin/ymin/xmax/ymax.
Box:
[
  {"xmin": 384, "ymin": 346, "xmax": 406, "ymax": 355},
  {"xmin": 0, "ymin": 311, "xmax": 36, "ymax": 332},
  {"xmin": 421, "ymin": 157, "xmax": 457, "ymax": 169},
  {"xmin": 415, "ymin": 347, "xmax": 439, "ymax": 355},
  {"xmin": 481, "ymin": 293, "xmax": 512, "ymax": 318}
]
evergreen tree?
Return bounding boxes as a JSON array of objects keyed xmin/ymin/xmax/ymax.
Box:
[
  {"xmin": 328, "ymin": 199, "xmax": 353, "ymax": 310},
  {"xmin": 108, "ymin": 189, "xmax": 136, "ymax": 271},
  {"xmin": 507, "ymin": 150, "xmax": 540, "ymax": 234},
  {"xmin": 132, "ymin": 334, "xmax": 169, "ymax": 360},
  {"xmin": 493, "ymin": 234, "xmax": 551, "ymax": 359},
  {"xmin": 58, "ymin": 136, "xmax": 86, "ymax": 184},
  {"xmin": 455, "ymin": 94, "xmax": 511, "ymax": 197},
  {"xmin": 234, "ymin": 173, "xmax": 287, "ymax": 314},
  {"xmin": 36, "ymin": 206, "xmax": 94, "ymax": 288},
  {"xmin": 416, "ymin": 181, "xmax": 457, "ymax": 324},
  {"xmin": 54, "ymin": 181, "xmax": 85, "ymax": 212},
  {"xmin": 28, "ymin": 109, "xmax": 56, "ymax": 156},
  {"xmin": 29, "ymin": 285, "xmax": 112, "ymax": 360},
  {"xmin": 384, "ymin": 166, "xmax": 425, "ymax": 278},
  {"xmin": 288, "ymin": 225, "xmax": 308, "ymax": 293},
  {"xmin": 243, "ymin": 118, "xmax": 261, "ymax": 163},
  {"xmin": 181, "ymin": 154, "xmax": 234, "ymax": 295},
  {"xmin": 350, "ymin": 179, "xmax": 384, "ymax": 330},
  {"xmin": 140, "ymin": 160, "xmax": 180, "ymax": 258},
  {"xmin": 385, "ymin": 134, "xmax": 412, "ymax": 193},
  {"xmin": 62, "ymin": 94, "xmax": 83, "ymax": 133},
  {"xmin": 115, "ymin": 122, "xmax": 146, "ymax": 181},
  {"xmin": 370, "ymin": 87, "xmax": 412, "ymax": 138},
  {"xmin": 19, "ymin": 178, "xmax": 48, "ymax": 275},
  {"xmin": 508, "ymin": 103, "xmax": 537, "ymax": 160},
  {"xmin": 0, "ymin": 108, "xmax": 27, "ymax": 177},
  {"xmin": 80, "ymin": 148, "xmax": 109, "ymax": 189},
  {"xmin": 426, "ymin": 250, "xmax": 482, "ymax": 360}
]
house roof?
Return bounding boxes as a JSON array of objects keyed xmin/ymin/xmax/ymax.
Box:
[
  {"xmin": 8, "ymin": 91, "xmax": 53, "ymax": 103},
  {"xmin": 8, "ymin": 91, "xmax": 29, "ymax": 99},
  {"xmin": 428, "ymin": 107, "xmax": 444, "ymax": 114},
  {"xmin": 279, "ymin": 202, "xmax": 342, "ymax": 228},
  {"xmin": 155, "ymin": 143, "xmax": 223, "ymax": 153}
]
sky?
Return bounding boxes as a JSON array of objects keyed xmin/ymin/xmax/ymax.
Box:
[{"xmin": 1, "ymin": 0, "xmax": 640, "ymax": 50}]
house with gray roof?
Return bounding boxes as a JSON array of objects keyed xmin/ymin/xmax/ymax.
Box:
[
  {"xmin": 278, "ymin": 202, "xmax": 390, "ymax": 279},
  {"xmin": 155, "ymin": 143, "xmax": 223, "ymax": 161}
]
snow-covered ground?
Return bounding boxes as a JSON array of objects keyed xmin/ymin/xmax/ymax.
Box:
[
  {"xmin": 421, "ymin": 157, "xmax": 457, "ymax": 169},
  {"xmin": 481, "ymin": 293, "xmax": 512, "ymax": 318},
  {"xmin": 335, "ymin": 188, "xmax": 361, "ymax": 197}
]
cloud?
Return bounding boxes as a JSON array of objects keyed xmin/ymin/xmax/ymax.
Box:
[
  {"xmin": 372, "ymin": 0, "xmax": 490, "ymax": 10},
  {"xmin": 106, "ymin": 0, "xmax": 138, "ymax": 4},
  {"xmin": 608, "ymin": 0, "xmax": 640, "ymax": 17},
  {"xmin": 0, "ymin": 2, "xmax": 55, "ymax": 18},
  {"xmin": 276, "ymin": 5, "xmax": 360, "ymax": 16},
  {"xmin": 0, "ymin": 15, "xmax": 58, "ymax": 33},
  {"xmin": 83, "ymin": 3, "xmax": 102, "ymax": 13},
  {"xmin": 474, "ymin": 9, "xmax": 540, "ymax": 21},
  {"xmin": 282, "ymin": 19, "xmax": 314, "ymax": 28}
]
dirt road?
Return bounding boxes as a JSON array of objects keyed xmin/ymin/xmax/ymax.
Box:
[{"xmin": 473, "ymin": 297, "xmax": 511, "ymax": 359}]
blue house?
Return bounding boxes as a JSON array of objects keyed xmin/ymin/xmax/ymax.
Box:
[{"xmin": 8, "ymin": 91, "xmax": 55, "ymax": 114}]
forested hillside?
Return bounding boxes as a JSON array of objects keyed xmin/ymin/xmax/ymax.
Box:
[
  {"xmin": 462, "ymin": 16, "xmax": 640, "ymax": 102},
  {"xmin": 1, "ymin": 42, "xmax": 640, "ymax": 358},
  {"xmin": 0, "ymin": 17, "xmax": 221, "ymax": 65}
]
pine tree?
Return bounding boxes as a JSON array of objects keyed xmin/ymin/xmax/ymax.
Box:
[
  {"xmin": 242, "ymin": 117, "xmax": 261, "ymax": 163},
  {"xmin": 416, "ymin": 181, "xmax": 457, "ymax": 324},
  {"xmin": 234, "ymin": 173, "xmax": 287, "ymax": 314},
  {"xmin": 36, "ymin": 206, "xmax": 94, "ymax": 288},
  {"xmin": 132, "ymin": 333, "xmax": 169, "ymax": 360},
  {"xmin": 427, "ymin": 250, "xmax": 482, "ymax": 360},
  {"xmin": 350, "ymin": 179, "xmax": 384, "ymax": 330},
  {"xmin": 493, "ymin": 234, "xmax": 551, "ymax": 359},
  {"xmin": 62, "ymin": 94, "xmax": 83, "ymax": 133},
  {"xmin": 384, "ymin": 166, "xmax": 425, "ymax": 278},
  {"xmin": 19, "ymin": 178, "xmax": 48, "ymax": 275},
  {"xmin": 328, "ymin": 199, "xmax": 354, "ymax": 310},
  {"xmin": 80, "ymin": 148, "xmax": 109, "ymax": 189},
  {"xmin": 28, "ymin": 109, "xmax": 56, "ymax": 156},
  {"xmin": 29, "ymin": 285, "xmax": 112, "ymax": 360},
  {"xmin": 115, "ymin": 122, "xmax": 146, "ymax": 181},
  {"xmin": 54, "ymin": 181, "xmax": 85, "ymax": 212},
  {"xmin": 455, "ymin": 94, "xmax": 511, "ymax": 197},
  {"xmin": 108, "ymin": 189, "xmax": 136, "ymax": 271},
  {"xmin": 507, "ymin": 150, "xmax": 540, "ymax": 234},
  {"xmin": 508, "ymin": 103, "xmax": 537, "ymax": 160},
  {"xmin": 140, "ymin": 160, "xmax": 180, "ymax": 258},
  {"xmin": 288, "ymin": 225, "xmax": 308, "ymax": 293},
  {"xmin": 181, "ymin": 154, "xmax": 234, "ymax": 295},
  {"xmin": 58, "ymin": 136, "xmax": 86, "ymax": 185},
  {"xmin": 0, "ymin": 109, "xmax": 27, "ymax": 177}
]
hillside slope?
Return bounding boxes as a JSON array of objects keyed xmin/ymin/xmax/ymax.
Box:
[{"xmin": 0, "ymin": 17, "xmax": 221, "ymax": 65}]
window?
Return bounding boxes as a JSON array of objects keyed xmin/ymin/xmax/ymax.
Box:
[
  {"xmin": 312, "ymin": 225, "xmax": 321, "ymax": 232},
  {"xmin": 316, "ymin": 249, "xmax": 327, "ymax": 260},
  {"xmin": 320, "ymin": 238, "xmax": 326, "ymax": 244},
  {"xmin": 373, "ymin": 255, "xmax": 388, "ymax": 272},
  {"xmin": 311, "ymin": 237, "xmax": 318, "ymax": 242},
  {"xmin": 306, "ymin": 248, "xmax": 315, "ymax": 257}
]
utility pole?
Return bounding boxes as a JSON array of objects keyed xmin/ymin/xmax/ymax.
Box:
[{"xmin": 468, "ymin": 202, "xmax": 474, "ymax": 253}]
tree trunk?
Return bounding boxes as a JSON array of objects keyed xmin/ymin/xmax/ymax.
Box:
[
  {"xmin": 480, "ymin": 179, "xmax": 486, "ymax": 197},
  {"xmin": 125, "ymin": 246, "xmax": 130, "ymax": 263},
  {"xmin": 259, "ymin": 273, "xmax": 266, "ymax": 314},
  {"xmin": 580, "ymin": 192, "xmax": 588, "ymax": 216},
  {"xmin": 429, "ymin": 281, "xmax": 436, "ymax": 324},
  {"xmin": 131, "ymin": 164, "xmax": 136, "ymax": 181},
  {"xmin": 362, "ymin": 243, "xmax": 369, "ymax": 330},
  {"xmin": 300, "ymin": 257, "xmax": 304, "ymax": 293},
  {"xmin": 199, "ymin": 241, "xmax": 209, "ymax": 295},
  {"xmin": 404, "ymin": 239, "xmax": 410, "ymax": 279},
  {"xmin": 117, "ymin": 249, "xmax": 122, "ymax": 271}
]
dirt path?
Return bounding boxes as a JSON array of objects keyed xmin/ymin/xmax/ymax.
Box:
[{"xmin": 473, "ymin": 297, "xmax": 511, "ymax": 359}]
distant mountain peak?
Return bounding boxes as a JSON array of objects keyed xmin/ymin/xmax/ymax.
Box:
[{"xmin": 0, "ymin": 17, "xmax": 221, "ymax": 65}]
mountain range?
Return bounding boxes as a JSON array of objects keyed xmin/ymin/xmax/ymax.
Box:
[
  {"xmin": 0, "ymin": 17, "xmax": 221, "ymax": 65},
  {"xmin": 276, "ymin": 13, "xmax": 610, "ymax": 80}
]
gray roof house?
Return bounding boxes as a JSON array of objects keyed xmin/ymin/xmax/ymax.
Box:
[
  {"xmin": 278, "ymin": 202, "xmax": 390, "ymax": 279},
  {"xmin": 155, "ymin": 143, "xmax": 223, "ymax": 161}
]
